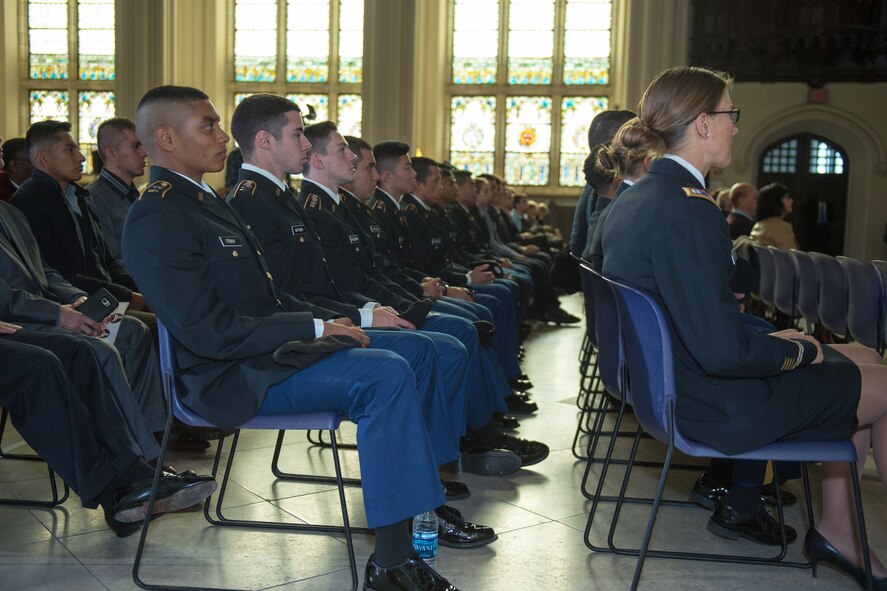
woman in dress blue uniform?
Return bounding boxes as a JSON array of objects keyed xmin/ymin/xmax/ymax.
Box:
[{"xmin": 601, "ymin": 66, "xmax": 887, "ymax": 588}]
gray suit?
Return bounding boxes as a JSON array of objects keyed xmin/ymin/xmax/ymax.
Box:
[{"xmin": 0, "ymin": 200, "xmax": 165, "ymax": 444}]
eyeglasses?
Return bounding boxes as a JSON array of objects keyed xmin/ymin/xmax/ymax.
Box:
[{"xmin": 708, "ymin": 109, "xmax": 741, "ymax": 124}]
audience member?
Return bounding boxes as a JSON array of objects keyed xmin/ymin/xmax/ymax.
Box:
[
  {"xmin": 726, "ymin": 181, "xmax": 758, "ymax": 239},
  {"xmin": 0, "ymin": 137, "xmax": 32, "ymax": 201},
  {"xmin": 749, "ymin": 182, "xmax": 799, "ymax": 250}
]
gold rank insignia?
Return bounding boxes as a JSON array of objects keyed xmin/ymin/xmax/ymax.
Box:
[
  {"xmin": 373, "ymin": 199, "xmax": 387, "ymax": 211},
  {"xmin": 683, "ymin": 186, "xmax": 716, "ymax": 206},
  {"xmin": 404, "ymin": 203, "xmax": 418, "ymax": 213},
  {"xmin": 197, "ymin": 192, "xmax": 205, "ymax": 203},
  {"xmin": 142, "ymin": 180, "xmax": 172, "ymax": 199},
  {"xmin": 235, "ymin": 180, "xmax": 257, "ymax": 196},
  {"xmin": 304, "ymin": 194, "xmax": 322, "ymax": 209}
]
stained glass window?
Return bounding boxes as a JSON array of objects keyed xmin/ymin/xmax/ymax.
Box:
[
  {"xmin": 78, "ymin": 91, "xmax": 114, "ymax": 173},
  {"xmin": 810, "ymin": 139, "xmax": 845, "ymax": 175},
  {"xmin": 504, "ymin": 97, "xmax": 552, "ymax": 185},
  {"xmin": 762, "ymin": 139, "xmax": 798, "ymax": 174},
  {"xmin": 452, "ymin": 0, "xmax": 499, "ymax": 84},
  {"xmin": 338, "ymin": 0, "xmax": 363, "ymax": 83},
  {"xmin": 30, "ymin": 90, "xmax": 70, "ymax": 124},
  {"xmin": 563, "ymin": 0, "xmax": 611, "ymax": 85},
  {"xmin": 337, "ymin": 94, "xmax": 362, "ymax": 137},
  {"xmin": 559, "ymin": 96, "xmax": 608, "ymax": 186},
  {"xmin": 234, "ymin": 0, "xmax": 278, "ymax": 82},
  {"xmin": 29, "ymin": 0, "xmax": 69, "ymax": 80},
  {"xmin": 450, "ymin": 96, "xmax": 497, "ymax": 176},
  {"xmin": 286, "ymin": 0, "xmax": 330, "ymax": 83},
  {"xmin": 286, "ymin": 94, "xmax": 330, "ymax": 123},
  {"xmin": 78, "ymin": 0, "xmax": 115, "ymax": 80},
  {"xmin": 507, "ymin": 0, "xmax": 554, "ymax": 85}
]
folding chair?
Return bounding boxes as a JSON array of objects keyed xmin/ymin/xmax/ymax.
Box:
[
  {"xmin": 838, "ymin": 256, "xmax": 885, "ymax": 353},
  {"xmin": 0, "ymin": 407, "xmax": 69, "ymax": 508},
  {"xmin": 768, "ymin": 247, "xmax": 801, "ymax": 327},
  {"xmin": 751, "ymin": 245, "xmax": 777, "ymax": 314},
  {"xmin": 791, "ymin": 249, "xmax": 820, "ymax": 334},
  {"xmin": 810, "ymin": 251, "xmax": 849, "ymax": 340},
  {"xmin": 873, "ymin": 260, "xmax": 887, "ymax": 354},
  {"xmin": 132, "ymin": 321, "xmax": 364, "ymax": 591},
  {"xmin": 606, "ymin": 277, "xmax": 873, "ymax": 591}
]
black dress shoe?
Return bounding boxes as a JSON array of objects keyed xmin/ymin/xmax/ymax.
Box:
[
  {"xmin": 804, "ymin": 528, "xmax": 887, "ymax": 590},
  {"xmin": 112, "ymin": 473, "xmax": 218, "ymax": 523},
  {"xmin": 441, "ymin": 479, "xmax": 470, "ymax": 501},
  {"xmin": 760, "ymin": 483, "xmax": 797, "ymax": 507},
  {"xmin": 505, "ymin": 394, "xmax": 538, "ymax": 415},
  {"xmin": 707, "ymin": 499, "xmax": 797, "ymax": 545},
  {"xmin": 689, "ymin": 473, "xmax": 730, "ymax": 509},
  {"xmin": 491, "ymin": 412, "xmax": 520, "ymax": 430},
  {"xmin": 508, "ymin": 377, "xmax": 534, "ymax": 392},
  {"xmin": 459, "ymin": 443, "xmax": 521, "ymax": 476},
  {"xmin": 364, "ymin": 554, "xmax": 458, "ymax": 590},
  {"xmin": 497, "ymin": 434, "xmax": 549, "ymax": 467},
  {"xmin": 434, "ymin": 505, "xmax": 497, "ymax": 549},
  {"xmin": 545, "ymin": 308, "xmax": 581, "ymax": 324}
]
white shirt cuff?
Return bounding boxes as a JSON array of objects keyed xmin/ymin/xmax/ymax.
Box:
[
  {"xmin": 359, "ymin": 308, "xmax": 374, "ymax": 327},
  {"xmin": 313, "ymin": 319, "xmax": 325, "ymax": 339},
  {"xmin": 362, "ymin": 301, "xmax": 380, "ymax": 310},
  {"xmin": 465, "ymin": 272, "xmax": 472, "ymax": 284}
]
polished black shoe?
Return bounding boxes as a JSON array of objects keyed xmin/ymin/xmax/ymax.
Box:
[
  {"xmin": 508, "ymin": 377, "xmax": 534, "ymax": 392},
  {"xmin": 505, "ymin": 394, "xmax": 538, "ymax": 415},
  {"xmin": 497, "ymin": 434, "xmax": 549, "ymax": 467},
  {"xmin": 491, "ymin": 412, "xmax": 520, "ymax": 430},
  {"xmin": 707, "ymin": 499, "xmax": 797, "ymax": 545},
  {"xmin": 760, "ymin": 483, "xmax": 797, "ymax": 507},
  {"xmin": 364, "ymin": 554, "xmax": 458, "ymax": 590},
  {"xmin": 435, "ymin": 505, "xmax": 497, "ymax": 549},
  {"xmin": 104, "ymin": 511, "xmax": 143, "ymax": 538},
  {"xmin": 112, "ymin": 473, "xmax": 217, "ymax": 523},
  {"xmin": 460, "ymin": 444, "xmax": 521, "ymax": 476},
  {"xmin": 804, "ymin": 528, "xmax": 887, "ymax": 590},
  {"xmin": 441, "ymin": 479, "xmax": 470, "ymax": 501},
  {"xmin": 689, "ymin": 473, "xmax": 730, "ymax": 509},
  {"xmin": 545, "ymin": 308, "xmax": 581, "ymax": 324}
]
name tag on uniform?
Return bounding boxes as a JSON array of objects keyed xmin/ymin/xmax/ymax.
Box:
[
  {"xmin": 369, "ymin": 224, "xmax": 382, "ymax": 234},
  {"xmin": 291, "ymin": 225, "xmax": 306, "ymax": 235},
  {"xmin": 218, "ymin": 236, "xmax": 243, "ymax": 247},
  {"xmin": 348, "ymin": 234, "xmax": 361, "ymax": 244},
  {"xmin": 397, "ymin": 237, "xmax": 405, "ymax": 246},
  {"xmin": 431, "ymin": 237, "xmax": 442, "ymax": 246}
]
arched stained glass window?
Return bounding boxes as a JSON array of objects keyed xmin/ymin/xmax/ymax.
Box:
[
  {"xmin": 27, "ymin": 0, "xmax": 116, "ymax": 174},
  {"xmin": 810, "ymin": 139, "xmax": 845, "ymax": 175},
  {"xmin": 761, "ymin": 138, "xmax": 798, "ymax": 174},
  {"xmin": 448, "ymin": 0, "xmax": 613, "ymax": 189},
  {"xmin": 232, "ymin": 0, "xmax": 363, "ymax": 133}
]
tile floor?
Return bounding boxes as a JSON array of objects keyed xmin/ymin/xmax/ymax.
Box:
[{"xmin": 0, "ymin": 293, "xmax": 883, "ymax": 590}]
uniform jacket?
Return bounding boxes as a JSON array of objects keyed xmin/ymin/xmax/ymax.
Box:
[
  {"xmin": 11, "ymin": 170, "xmax": 136, "ymax": 301},
  {"xmin": 601, "ymin": 158, "xmax": 852, "ymax": 454},
  {"xmin": 122, "ymin": 166, "xmax": 320, "ymax": 428},
  {"xmin": 0, "ymin": 201, "xmax": 85, "ymax": 325},
  {"xmin": 400, "ymin": 193, "xmax": 469, "ymax": 286}
]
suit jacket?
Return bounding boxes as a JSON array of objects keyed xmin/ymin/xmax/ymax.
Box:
[
  {"xmin": 122, "ymin": 166, "xmax": 320, "ymax": 428},
  {"xmin": 0, "ymin": 173, "xmax": 18, "ymax": 202},
  {"xmin": 11, "ymin": 170, "xmax": 136, "ymax": 301},
  {"xmin": 601, "ymin": 158, "xmax": 854, "ymax": 454},
  {"xmin": 0, "ymin": 201, "xmax": 85, "ymax": 325},
  {"xmin": 227, "ymin": 168, "xmax": 366, "ymax": 324},
  {"xmin": 727, "ymin": 211, "xmax": 756, "ymax": 240},
  {"xmin": 749, "ymin": 217, "xmax": 798, "ymax": 250}
]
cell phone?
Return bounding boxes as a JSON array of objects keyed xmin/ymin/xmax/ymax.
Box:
[{"xmin": 78, "ymin": 288, "xmax": 120, "ymax": 322}]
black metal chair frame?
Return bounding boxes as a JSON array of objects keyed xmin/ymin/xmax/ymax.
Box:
[{"xmin": 0, "ymin": 407, "xmax": 69, "ymax": 508}]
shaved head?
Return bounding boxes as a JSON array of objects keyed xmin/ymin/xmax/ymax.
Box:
[{"xmin": 135, "ymin": 85, "xmax": 210, "ymax": 154}]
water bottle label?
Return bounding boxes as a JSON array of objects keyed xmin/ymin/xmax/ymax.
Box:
[{"xmin": 412, "ymin": 532, "xmax": 438, "ymax": 559}]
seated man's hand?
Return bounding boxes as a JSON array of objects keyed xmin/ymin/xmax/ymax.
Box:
[
  {"xmin": 332, "ymin": 317, "xmax": 353, "ymax": 327},
  {"xmin": 469, "ymin": 264, "xmax": 494, "ymax": 285},
  {"xmin": 0, "ymin": 320, "xmax": 21, "ymax": 334},
  {"xmin": 59, "ymin": 304, "xmax": 103, "ymax": 337},
  {"xmin": 323, "ymin": 322, "xmax": 370, "ymax": 347},
  {"xmin": 372, "ymin": 307, "xmax": 416, "ymax": 330},
  {"xmin": 521, "ymin": 244, "xmax": 540, "ymax": 254},
  {"xmin": 499, "ymin": 258, "xmax": 514, "ymax": 269},
  {"xmin": 421, "ymin": 278, "xmax": 443, "ymax": 299},
  {"xmin": 446, "ymin": 286, "xmax": 476, "ymax": 302}
]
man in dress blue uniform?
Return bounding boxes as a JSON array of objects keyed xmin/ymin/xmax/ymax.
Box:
[{"xmin": 121, "ymin": 85, "xmax": 460, "ymax": 590}]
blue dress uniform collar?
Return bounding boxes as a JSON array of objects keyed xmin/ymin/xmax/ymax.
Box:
[
  {"xmin": 241, "ymin": 163, "xmax": 289, "ymax": 193},
  {"xmin": 662, "ymin": 154, "xmax": 706, "ymax": 188},
  {"xmin": 302, "ymin": 177, "xmax": 342, "ymax": 205}
]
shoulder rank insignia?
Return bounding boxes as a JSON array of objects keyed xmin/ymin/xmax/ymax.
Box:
[
  {"xmin": 683, "ymin": 186, "xmax": 716, "ymax": 206},
  {"xmin": 304, "ymin": 194, "xmax": 322, "ymax": 210},
  {"xmin": 142, "ymin": 180, "xmax": 172, "ymax": 199},
  {"xmin": 373, "ymin": 199, "xmax": 387, "ymax": 212},
  {"xmin": 235, "ymin": 180, "xmax": 257, "ymax": 196},
  {"xmin": 403, "ymin": 203, "xmax": 418, "ymax": 213}
]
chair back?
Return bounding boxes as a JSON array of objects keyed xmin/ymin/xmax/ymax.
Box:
[
  {"xmin": 581, "ymin": 264, "xmax": 624, "ymax": 399},
  {"xmin": 157, "ymin": 320, "xmax": 217, "ymax": 428},
  {"xmin": 734, "ymin": 242, "xmax": 759, "ymax": 297},
  {"xmin": 791, "ymin": 250, "xmax": 820, "ymax": 326},
  {"xmin": 873, "ymin": 260, "xmax": 887, "ymax": 353},
  {"xmin": 605, "ymin": 278, "xmax": 674, "ymax": 444},
  {"xmin": 837, "ymin": 256, "xmax": 882, "ymax": 350},
  {"xmin": 751, "ymin": 245, "xmax": 776, "ymax": 307},
  {"xmin": 768, "ymin": 247, "xmax": 798, "ymax": 318},
  {"xmin": 810, "ymin": 252, "xmax": 848, "ymax": 337},
  {"xmin": 577, "ymin": 254, "xmax": 598, "ymax": 346}
]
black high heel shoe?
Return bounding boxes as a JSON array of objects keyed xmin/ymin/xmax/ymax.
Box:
[{"xmin": 804, "ymin": 528, "xmax": 887, "ymax": 590}]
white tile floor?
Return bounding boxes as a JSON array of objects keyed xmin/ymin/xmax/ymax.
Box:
[{"xmin": 0, "ymin": 293, "xmax": 883, "ymax": 590}]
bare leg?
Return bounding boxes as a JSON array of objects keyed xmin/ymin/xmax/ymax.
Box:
[{"xmin": 816, "ymin": 356, "xmax": 887, "ymax": 576}]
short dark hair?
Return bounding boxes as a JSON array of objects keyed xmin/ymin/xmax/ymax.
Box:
[
  {"xmin": 96, "ymin": 117, "xmax": 136, "ymax": 158},
  {"xmin": 135, "ymin": 85, "xmax": 211, "ymax": 150},
  {"xmin": 26, "ymin": 120, "xmax": 72, "ymax": 159},
  {"xmin": 231, "ymin": 94, "xmax": 301, "ymax": 158},
  {"xmin": 587, "ymin": 109, "xmax": 636, "ymax": 151},
  {"xmin": 477, "ymin": 173, "xmax": 502, "ymax": 186},
  {"xmin": 411, "ymin": 156, "xmax": 439, "ymax": 184},
  {"xmin": 304, "ymin": 121, "xmax": 339, "ymax": 157},
  {"xmin": 373, "ymin": 140, "xmax": 411, "ymax": 175},
  {"xmin": 1, "ymin": 137, "xmax": 27, "ymax": 162},
  {"xmin": 453, "ymin": 169, "xmax": 472, "ymax": 185},
  {"xmin": 344, "ymin": 135, "xmax": 372, "ymax": 163},
  {"xmin": 756, "ymin": 182, "xmax": 790, "ymax": 220}
]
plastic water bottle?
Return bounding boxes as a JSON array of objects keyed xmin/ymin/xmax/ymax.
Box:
[{"xmin": 412, "ymin": 510, "xmax": 439, "ymax": 560}]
